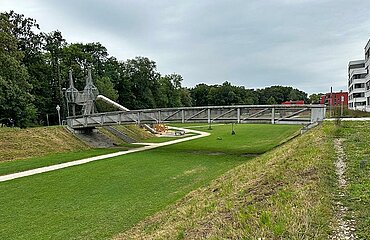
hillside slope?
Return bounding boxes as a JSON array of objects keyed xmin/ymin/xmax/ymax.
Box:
[
  {"xmin": 0, "ymin": 126, "xmax": 89, "ymax": 162},
  {"xmin": 116, "ymin": 124, "xmax": 337, "ymax": 239},
  {"xmin": 113, "ymin": 125, "xmax": 154, "ymax": 141}
]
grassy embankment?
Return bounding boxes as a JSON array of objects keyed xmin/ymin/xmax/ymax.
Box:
[
  {"xmin": 117, "ymin": 123, "xmax": 339, "ymax": 239},
  {"xmin": 0, "ymin": 125, "xmax": 148, "ymax": 176},
  {"xmin": 113, "ymin": 125, "xmax": 154, "ymax": 141},
  {"xmin": 329, "ymin": 107, "xmax": 370, "ymax": 118},
  {"xmin": 113, "ymin": 124, "xmax": 193, "ymax": 143},
  {"xmin": 334, "ymin": 121, "xmax": 370, "ymax": 239},
  {"xmin": 0, "ymin": 124, "xmax": 300, "ymax": 239},
  {"xmin": 0, "ymin": 126, "xmax": 89, "ymax": 162}
]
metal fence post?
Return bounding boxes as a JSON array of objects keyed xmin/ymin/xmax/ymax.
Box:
[
  {"xmin": 207, "ymin": 108, "xmax": 211, "ymax": 124},
  {"xmin": 237, "ymin": 108, "xmax": 241, "ymax": 123}
]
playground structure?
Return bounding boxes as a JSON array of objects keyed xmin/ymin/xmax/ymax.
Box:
[
  {"xmin": 153, "ymin": 124, "xmax": 168, "ymax": 133},
  {"xmin": 65, "ymin": 70, "xmax": 326, "ymax": 130}
]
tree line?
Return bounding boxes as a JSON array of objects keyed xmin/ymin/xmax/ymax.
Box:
[{"xmin": 0, "ymin": 11, "xmax": 312, "ymax": 127}]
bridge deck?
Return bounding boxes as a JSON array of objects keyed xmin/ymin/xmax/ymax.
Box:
[{"xmin": 66, "ymin": 105, "xmax": 326, "ymax": 129}]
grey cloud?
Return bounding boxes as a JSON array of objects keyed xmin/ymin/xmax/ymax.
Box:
[{"xmin": 2, "ymin": 0, "xmax": 370, "ymax": 93}]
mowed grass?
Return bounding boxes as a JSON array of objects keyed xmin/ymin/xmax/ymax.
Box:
[
  {"xmin": 118, "ymin": 123, "xmax": 337, "ymax": 239},
  {"xmin": 0, "ymin": 124, "xmax": 300, "ymax": 239},
  {"xmin": 169, "ymin": 123, "xmax": 301, "ymax": 154},
  {"xmin": 141, "ymin": 136, "xmax": 187, "ymax": 143},
  {"xmin": 0, "ymin": 148, "xmax": 122, "ymax": 176}
]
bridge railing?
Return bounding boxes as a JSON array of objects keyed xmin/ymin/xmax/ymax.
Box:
[{"xmin": 66, "ymin": 105, "xmax": 326, "ymax": 129}]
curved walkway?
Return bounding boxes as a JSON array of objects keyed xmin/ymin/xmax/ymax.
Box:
[
  {"xmin": 325, "ymin": 117, "xmax": 370, "ymax": 121},
  {"xmin": 0, "ymin": 127, "xmax": 209, "ymax": 183}
]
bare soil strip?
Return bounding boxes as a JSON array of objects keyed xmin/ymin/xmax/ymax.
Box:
[{"xmin": 331, "ymin": 139, "xmax": 356, "ymax": 240}]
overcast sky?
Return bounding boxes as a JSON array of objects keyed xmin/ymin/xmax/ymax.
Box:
[{"xmin": 1, "ymin": 0, "xmax": 370, "ymax": 94}]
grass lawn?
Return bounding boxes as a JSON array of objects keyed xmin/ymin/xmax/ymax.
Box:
[
  {"xmin": 118, "ymin": 123, "xmax": 337, "ymax": 239},
  {"xmin": 141, "ymin": 134, "xmax": 197, "ymax": 143},
  {"xmin": 0, "ymin": 124, "xmax": 300, "ymax": 239},
  {"xmin": 168, "ymin": 123, "xmax": 302, "ymax": 154},
  {"xmin": 141, "ymin": 136, "xmax": 186, "ymax": 143},
  {"xmin": 0, "ymin": 148, "xmax": 123, "ymax": 176}
]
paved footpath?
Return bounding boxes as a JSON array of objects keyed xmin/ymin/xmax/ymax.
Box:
[
  {"xmin": 325, "ymin": 117, "xmax": 370, "ymax": 121},
  {"xmin": 0, "ymin": 127, "xmax": 209, "ymax": 183}
]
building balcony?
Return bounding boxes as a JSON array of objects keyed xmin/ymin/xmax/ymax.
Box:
[
  {"xmin": 348, "ymin": 97, "xmax": 366, "ymax": 103},
  {"xmin": 351, "ymin": 88, "xmax": 366, "ymax": 94},
  {"xmin": 366, "ymin": 57, "xmax": 370, "ymax": 69},
  {"xmin": 349, "ymin": 59, "xmax": 365, "ymax": 66},
  {"xmin": 349, "ymin": 78, "xmax": 367, "ymax": 86},
  {"xmin": 349, "ymin": 68, "xmax": 367, "ymax": 77},
  {"xmin": 365, "ymin": 38, "xmax": 370, "ymax": 53}
]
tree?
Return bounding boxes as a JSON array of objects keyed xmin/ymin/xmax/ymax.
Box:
[
  {"xmin": 156, "ymin": 74, "xmax": 183, "ymax": 107},
  {"xmin": 266, "ymin": 96, "xmax": 277, "ymax": 105},
  {"xmin": 0, "ymin": 13, "xmax": 36, "ymax": 127},
  {"xmin": 95, "ymin": 76, "xmax": 119, "ymax": 112},
  {"xmin": 190, "ymin": 84, "xmax": 210, "ymax": 106},
  {"xmin": 4, "ymin": 10, "xmax": 43, "ymax": 64},
  {"xmin": 288, "ymin": 89, "xmax": 299, "ymax": 101},
  {"xmin": 309, "ymin": 93, "xmax": 323, "ymax": 104},
  {"xmin": 180, "ymin": 88, "xmax": 192, "ymax": 107},
  {"xmin": 116, "ymin": 57, "xmax": 160, "ymax": 109},
  {"xmin": 44, "ymin": 31, "xmax": 66, "ymax": 113}
]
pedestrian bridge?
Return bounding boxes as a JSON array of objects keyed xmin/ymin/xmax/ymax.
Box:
[{"xmin": 66, "ymin": 105, "xmax": 326, "ymax": 129}]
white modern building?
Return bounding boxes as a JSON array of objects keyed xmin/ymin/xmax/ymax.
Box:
[
  {"xmin": 365, "ymin": 39, "xmax": 370, "ymax": 112},
  {"xmin": 348, "ymin": 38, "xmax": 370, "ymax": 112}
]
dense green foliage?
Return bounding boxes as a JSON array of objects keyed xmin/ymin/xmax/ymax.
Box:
[
  {"xmin": 0, "ymin": 11, "xmax": 310, "ymax": 127},
  {"xmin": 0, "ymin": 124, "xmax": 300, "ymax": 239}
]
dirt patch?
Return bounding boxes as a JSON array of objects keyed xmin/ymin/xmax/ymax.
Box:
[
  {"xmin": 331, "ymin": 138, "xmax": 356, "ymax": 240},
  {"xmin": 172, "ymin": 167, "xmax": 207, "ymax": 180},
  {"xmin": 189, "ymin": 151, "xmax": 226, "ymax": 156},
  {"xmin": 240, "ymin": 153, "xmax": 260, "ymax": 157}
]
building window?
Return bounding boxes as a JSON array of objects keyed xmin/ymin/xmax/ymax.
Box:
[
  {"xmin": 353, "ymin": 92, "xmax": 365, "ymax": 98},
  {"xmin": 354, "ymin": 83, "xmax": 365, "ymax": 89},
  {"xmin": 355, "ymin": 101, "xmax": 366, "ymax": 106},
  {"xmin": 352, "ymin": 74, "xmax": 367, "ymax": 80}
]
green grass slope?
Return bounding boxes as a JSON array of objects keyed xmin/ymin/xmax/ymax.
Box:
[
  {"xmin": 0, "ymin": 126, "xmax": 89, "ymax": 162},
  {"xmin": 114, "ymin": 125, "xmax": 154, "ymax": 141},
  {"xmin": 0, "ymin": 124, "xmax": 299, "ymax": 239},
  {"xmin": 0, "ymin": 126, "xmax": 142, "ymax": 176},
  {"xmin": 117, "ymin": 124, "xmax": 337, "ymax": 239}
]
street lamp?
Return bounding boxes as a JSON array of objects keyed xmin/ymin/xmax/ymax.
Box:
[{"xmin": 56, "ymin": 105, "xmax": 61, "ymax": 125}]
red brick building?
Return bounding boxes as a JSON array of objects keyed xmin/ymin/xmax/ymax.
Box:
[
  {"xmin": 320, "ymin": 92, "xmax": 348, "ymax": 107},
  {"xmin": 281, "ymin": 100, "xmax": 305, "ymax": 105}
]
